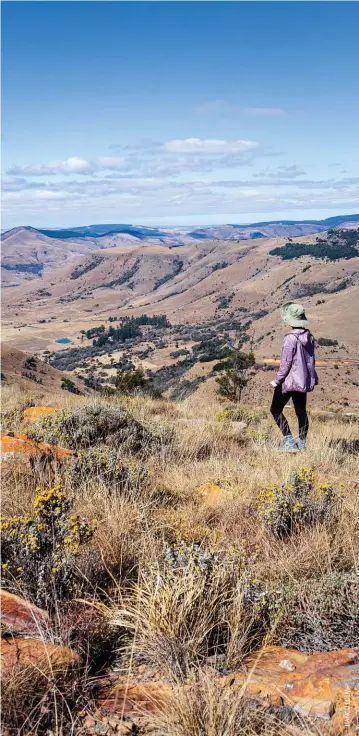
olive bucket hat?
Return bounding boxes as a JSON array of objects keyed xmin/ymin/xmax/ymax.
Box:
[{"xmin": 281, "ymin": 302, "xmax": 309, "ymax": 328}]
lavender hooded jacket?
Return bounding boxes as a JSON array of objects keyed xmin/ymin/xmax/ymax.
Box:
[{"xmin": 275, "ymin": 329, "xmax": 318, "ymax": 393}]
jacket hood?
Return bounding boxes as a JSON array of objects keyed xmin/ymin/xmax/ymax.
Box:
[{"xmin": 291, "ymin": 328, "xmax": 311, "ymax": 347}]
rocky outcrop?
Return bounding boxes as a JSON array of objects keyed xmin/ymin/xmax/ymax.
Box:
[
  {"xmin": 1, "ymin": 432, "xmax": 72, "ymax": 467},
  {"xmin": 234, "ymin": 645, "xmax": 359, "ymax": 729},
  {"xmin": 96, "ymin": 646, "xmax": 359, "ymax": 733},
  {"xmin": 0, "ymin": 590, "xmax": 79, "ymax": 678},
  {"xmin": 1, "ymin": 637, "xmax": 80, "ymax": 678},
  {"xmin": 0, "ymin": 590, "xmax": 49, "ymax": 634}
]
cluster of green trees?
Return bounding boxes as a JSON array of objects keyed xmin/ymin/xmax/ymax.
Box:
[
  {"xmin": 70, "ymin": 255, "xmax": 103, "ymax": 280},
  {"xmin": 317, "ymin": 337, "xmax": 339, "ymax": 347},
  {"xmin": 216, "ymin": 292, "xmax": 235, "ymax": 310},
  {"xmin": 154, "ymin": 259, "xmax": 183, "ymax": 290},
  {"xmin": 88, "ymin": 314, "xmax": 171, "ymax": 346},
  {"xmin": 212, "ymin": 261, "xmax": 229, "ymax": 272},
  {"xmin": 270, "ymin": 229, "xmax": 359, "ymax": 262}
]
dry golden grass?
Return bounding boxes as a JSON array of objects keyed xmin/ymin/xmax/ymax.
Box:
[{"xmin": 1, "ymin": 383, "xmax": 358, "ymax": 733}]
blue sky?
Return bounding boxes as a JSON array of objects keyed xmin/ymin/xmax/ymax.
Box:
[{"xmin": 2, "ymin": 1, "xmax": 359, "ymax": 228}]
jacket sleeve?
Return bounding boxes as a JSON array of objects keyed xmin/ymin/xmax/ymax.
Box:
[{"xmin": 275, "ymin": 335, "xmax": 296, "ymax": 385}]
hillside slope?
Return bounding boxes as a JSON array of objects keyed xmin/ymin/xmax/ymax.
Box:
[
  {"xmin": 2, "ymin": 230, "xmax": 359, "ymax": 361},
  {"xmin": 2, "ymin": 215, "xmax": 359, "ymax": 286},
  {"xmin": 1, "ymin": 343, "xmax": 87, "ymax": 394}
]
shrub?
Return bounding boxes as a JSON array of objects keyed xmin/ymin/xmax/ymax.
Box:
[
  {"xmin": 212, "ymin": 261, "xmax": 229, "ymax": 272},
  {"xmin": 317, "ymin": 337, "xmax": 339, "ymax": 347},
  {"xmin": 258, "ymin": 467, "xmax": 342, "ymax": 538},
  {"xmin": 70, "ymin": 254, "xmax": 103, "ymax": 279},
  {"xmin": 271, "ymin": 571, "xmax": 359, "ymax": 651},
  {"xmin": 216, "ymin": 405, "xmax": 262, "ymax": 425},
  {"xmin": 154, "ymin": 259, "xmax": 183, "ymax": 290},
  {"xmin": 115, "ymin": 364, "xmax": 148, "ymax": 394},
  {"xmin": 1, "ymin": 479, "xmax": 97, "ymax": 608},
  {"xmin": 61, "ymin": 377, "xmax": 81, "ymax": 394},
  {"xmin": 68, "ymin": 446, "xmax": 147, "ymax": 490},
  {"xmin": 216, "ymin": 292, "xmax": 235, "ymax": 310},
  {"xmin": 215, "ymin": 346, "xmax": 255, "ymax": 403},
  {"xmin": 24, "ymin": 404, "xmax": 158, "ymax": 454},
  {"xmin": 114, "ymin": 540, "xmax": 267, "ymax": 680},
  {"xmin": 23, "ymin": 355, "xmax": 37, "ymax": 370}
]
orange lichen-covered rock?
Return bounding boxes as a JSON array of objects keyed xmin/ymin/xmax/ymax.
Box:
[
  {"xmin": 0, "ymin": 590, "xmax": 49, "ymax": 634},
  {"xmin": 1, "ymin": 433, "xmax": 72, "ymax": 465},
  {"xmin": 198, "ymin": 483, "xmax": 229, "ymax": 506},
  {"xmin": 23, "ymin": 406, "xmax": 59, "ymax": 424},
  {"xmin": 0, "ymin": 637, "xmax": 80, "ymax": 678}
]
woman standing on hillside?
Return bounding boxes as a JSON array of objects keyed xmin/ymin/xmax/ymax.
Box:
[{"xmin": 270, "ymin": 302, "xmax": 318, "ymax": 451}]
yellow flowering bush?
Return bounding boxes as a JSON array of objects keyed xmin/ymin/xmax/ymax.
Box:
[
  {"xmin": 258, "ymin": 466, "xmax": 342, "ymax": 538},
  {"xmin": 1, "ymin": 479, "xmax": 97, "ymax": 608},
  {"xmin": 24, "ymin": 409, "xmax": 71, "ymax": 445}
]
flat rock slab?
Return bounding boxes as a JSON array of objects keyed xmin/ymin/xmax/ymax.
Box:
[
  {"xmin": 1, "ymin": 637, "xmax": 80, "ymax": 678},
  {"xmin": 0, "ymin": 590, "xmax": 49, "ymax": 634},
  {"xmin": 98, "ymin": 645, "xmax": 359, "ymax": 733}
]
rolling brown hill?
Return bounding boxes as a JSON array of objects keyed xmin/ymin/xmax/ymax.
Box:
[
  {"xmin": 1, "ymin": 343, "xmax": 88, "ymax": 395},
  {"xmin": 2, "ymin": 216, "xmax": 359, "ymax": 287},
  {"xmin": 2, "ymin": 230, "xmax": 359, "ymax": 354}
]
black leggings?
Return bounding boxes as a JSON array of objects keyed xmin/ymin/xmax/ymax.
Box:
[{"xmin": 270, "ymin": 385, "xmax": 309, "ymax": 440}]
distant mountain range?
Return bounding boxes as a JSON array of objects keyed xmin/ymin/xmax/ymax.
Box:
[
  {"xmin": 3, "ymin": 213, "xmax": 358, "ymax": 242},
  {"xmin": 2, "ymin": 215, "xmax": 359, "ymax": 287}
]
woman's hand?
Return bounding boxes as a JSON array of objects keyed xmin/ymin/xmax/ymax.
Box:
[{"xmin": 270, "ymin": 380, "xmax": 278, "ymax": 388}]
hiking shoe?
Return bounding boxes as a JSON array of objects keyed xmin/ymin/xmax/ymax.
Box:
[
  {"xmin": 281, "ymin": 435, "xmax": 297, "ymax": 452},
  {"xmin": 297, "ymin": 438, "xmax": 306, "ymax": 451}
]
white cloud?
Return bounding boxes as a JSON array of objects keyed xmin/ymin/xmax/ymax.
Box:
[
  {"xmin": 254, "ymin": 165, "xmax": 306, "ymax": 179},
  {"xmin": 7, "ymin": 156, "xmax": 128, "ymax": 177},
  {"xmin": 162, "ymin": 138, "xmax": 259, "ymax": 154},
  {"xmin": 4, "ymin": 138, "xmax": 358, "ymax": 225},
  {"xmin": 7, "ymin": 157, "xmax": 93, "ymax": 176},
  {"xmin": 95, "ymin": 156, "xmax": 126, "ymax": 170}
]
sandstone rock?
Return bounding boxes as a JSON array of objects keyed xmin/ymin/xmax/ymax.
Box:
[
  {"xmin": 233, "ymin": 645, "xmax": 359, "ymax": 731},
  {"xmin": 0, "ymin": 590, "xmax": 49, "ymax": 634},
  {"xmin": 0, "ymin": 637, "xmax": 80, "ymax": 678},
  {"xmin": 293, "ymin": 697, "xmax": 334, "ymax": 720},
  {"xmin": 97, "ymin": 682, "xmax": 171, "ymax": 716},
  {"xmin": 97, "ymin": 645, "xmax": 359, "ymax": 733},
  {"xmin": 23, "ymin": 406, "xmax": 59, "ymax": 424}
]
